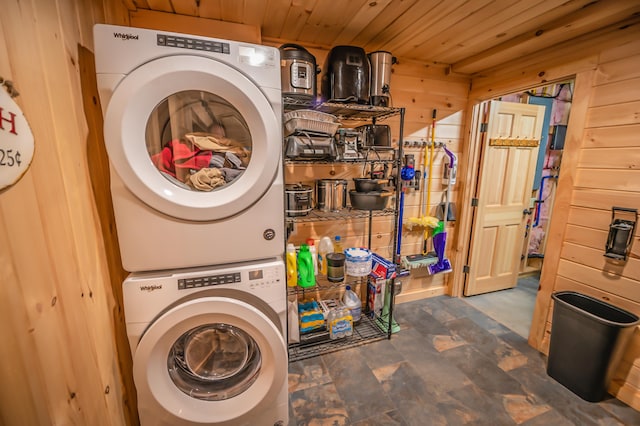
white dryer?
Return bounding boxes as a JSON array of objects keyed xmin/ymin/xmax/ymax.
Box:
[
  {"xmin": 123, "ymin": 258, "xmax": 288, "ymax": 426},
  {"xmin": 94, "ymin": 24, "xmax": 284, "ymax": 272}
]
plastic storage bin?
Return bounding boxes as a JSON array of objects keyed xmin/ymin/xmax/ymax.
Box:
[{"xmin": 547, "ymin": 291, "xmax": 640, "ymax": 402}]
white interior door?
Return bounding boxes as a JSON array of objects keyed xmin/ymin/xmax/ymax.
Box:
[{"xmin": 464, "ymin": 100, "xmax": 545, "ymax": 296}]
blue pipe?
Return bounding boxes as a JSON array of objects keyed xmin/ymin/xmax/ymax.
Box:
[
  {"xmin": 397, "ymin": 189, "xmax": 405, "ymax": 260},
  {"xmin": 534, "ymin": 175, "xmax": 558, "ymax": 227}
]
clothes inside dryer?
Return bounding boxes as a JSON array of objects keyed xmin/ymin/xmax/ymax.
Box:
[{"xmin": 148, "ymin": 90, "xmax": 252, "ymax": 191}]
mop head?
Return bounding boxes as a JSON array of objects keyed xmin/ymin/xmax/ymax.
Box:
[
  {"xmin": 401, "ymin": 253, "xmax": 438, "ymax": 269},
  {"xmin": 405, "ymin": 215, "xmax": 439, "ymax": 231},
  {"xmin": 427, "ymin": 258, "xmax": 453, "ymax": 275}
]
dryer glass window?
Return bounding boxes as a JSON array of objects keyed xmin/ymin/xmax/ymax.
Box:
[
  {"xmin": 146, "ymin": 90, "xmax": 252, "ymax": 191},
  {"xmin": 168, "ymin": 323, "xmax": 261, "ymax": 401}
]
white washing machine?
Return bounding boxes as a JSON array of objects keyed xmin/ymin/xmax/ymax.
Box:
[
  {"xmin": 94, "ymin": 24, "xmax": 284, "ymax": 272},
  {"xmin": 124, "ymin": 258, "xmax": 288, "ymax": 425}
]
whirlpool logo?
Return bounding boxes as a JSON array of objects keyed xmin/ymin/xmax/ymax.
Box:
[
  {"xmin": 113, "ymin": 32, "xmax": 139, "ymax": 41},
  {"xmin": 140, "ymin": 284, "xmax": 162, "ymax": 292}
]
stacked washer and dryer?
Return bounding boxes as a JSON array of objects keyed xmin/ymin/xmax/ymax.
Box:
[{"xmin": 94, "ymin": 24, "xmax": 288, "ymax": 426}]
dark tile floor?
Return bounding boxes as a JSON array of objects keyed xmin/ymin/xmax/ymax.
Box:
[{"xmin": 288, "ymin": 295, "xmax": 640, "ymax": 425}]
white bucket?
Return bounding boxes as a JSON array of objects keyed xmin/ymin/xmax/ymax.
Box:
[{"xmin": 344, "ymin": 248, "xmax": 372, "ymax": 277}]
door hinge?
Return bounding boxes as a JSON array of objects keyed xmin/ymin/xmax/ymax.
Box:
[
  {"xmin": 479, "ymin": 123, "xmax": 488, "ymax": 133},
  {"xmin": 463, "ymin": 265, "xmax": 470, "ymax": 274},
  {"xmin": 471, "ymin": 198, "xmax": 479, "ymax": 207}
]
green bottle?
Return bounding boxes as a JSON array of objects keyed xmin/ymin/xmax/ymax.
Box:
[{"xmin": 297, "ymin": 244, "xmax": 316, "ymax": 288}]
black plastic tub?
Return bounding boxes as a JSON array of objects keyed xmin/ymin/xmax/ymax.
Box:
[{"xmin": 547, "ymin": 291, "xmax": 639, "ymax": 402}]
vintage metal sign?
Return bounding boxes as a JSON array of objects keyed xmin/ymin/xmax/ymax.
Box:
[{"xmin": 0, "ymin": 87, "xmax": 34, "ymax": 191}]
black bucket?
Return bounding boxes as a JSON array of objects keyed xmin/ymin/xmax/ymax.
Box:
[{"xmin": 547, "ymin": 291, "xmax": 639, "ymax": 402}]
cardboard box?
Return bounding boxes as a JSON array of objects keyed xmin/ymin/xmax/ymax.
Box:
[
  {"xmin": 367, "ymin": 277, "xmax": 386, "ymax": 318},
  {"xmin": 370, "ymin": 253, "xmax": 396, "ymax": 279}
]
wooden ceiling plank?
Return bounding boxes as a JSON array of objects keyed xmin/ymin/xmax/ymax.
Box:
[
  {"xmin": 431, "ymin": 0, "xmax": 595, "ymax": 63},
  {"xmin": 261, "ymin": 0, "xmax": 293, "ymax": 39},
  {"xmin": 331, "ymin": 0, "xmax": 392, "ymax": 46},
  {"xmin": 146, "ymin": 0, "xmax": 174, "ymax": 13},
  {"xmin": 132, "ymin": 0, "xmax": 151, "ymax": 9},
  {"xmin": 377, "ymin": 0, "xmax": 487, "ymax": 58},
  {"xmin": 360, "ymin": 0, "xmax": 444, "ymax": 51},
  {"xmin": 470, "ymin": 18, "xmax": 640, "ymax": 99},
  {"xmin": 240, "ymin": 0, "xmax": 269, "ymax": 27},
  {"xmin": 279, "ymin": 0, "xmax": 318, "ymax": 42},
  {"xmin": 170, "ymin": 0, "xmax": 199, "ymax": 16},
  {"xmin": 415, "ymin": 0, "xmax": 550, "ymax": 62},
  {"xmin": 454, "ymin": 1, "xmax": 640, "ymax": 74},
  {"xmin": 348, "ymin": 0, "xmax": 419, "ymax": 48},
  {"xmin": 220, "ymin": 0, "xmax": 244, "ymax": 23},
  {"xmin": 198, "ymin": 0, "xmax": 222, "ymax": 20},
  {"xmin": 296, "ymin": 0, "xmax": 368, "ymax": 45},
  {"xmin": 121, "ymin": 0, "xmax": 138, "ymax": 11}
]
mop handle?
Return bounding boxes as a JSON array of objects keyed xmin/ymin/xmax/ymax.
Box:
[{"xmin": 427, "ymin": 109, "xmax": 436, "ymax": 209}]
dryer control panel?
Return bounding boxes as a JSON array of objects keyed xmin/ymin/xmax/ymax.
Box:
[{"xmin": 157, "ymin": 33, "xmax": 230, "ymax": 54}]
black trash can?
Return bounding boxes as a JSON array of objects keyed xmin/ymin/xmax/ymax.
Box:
[{"xmin": 547, "ymin": 291, "xmax": 640, "ymax": 402}]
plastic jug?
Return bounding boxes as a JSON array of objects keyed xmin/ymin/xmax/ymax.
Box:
[
  {"xmin": 342, "ymin": 285, "xmax": 362, "ymax": 322},
  {"xmin": 317, "ymin": 236, "xmax": 334, "ymax": 276},
  {"xmin": 286, "ymin": 243, "xmax": 297, "ymax": 287},
  {"xmin": 297, "ymin": 244, "xmax": 316, "ymax": 288},
  {"xmin": 306, "ymin": 238, "xmax": 318, "ymax": 275}
]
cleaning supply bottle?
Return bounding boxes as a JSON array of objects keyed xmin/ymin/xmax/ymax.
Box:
[
  {"xmin": 333, "ymin": 235, "xmax": 344, "ymax": 253},
  {"xmin": 317, "ymin": 236, "xmax": 334, "ymax": 276},
  {"xmin": 306, "ymin": 238, "xmax": 318, "ymax": 276},
  {"xmin": 342, "ymin": 285, "xmax": 362, "ymax": 323},
  {"xmin": 286, "ymin": 243, "xmax": 297, "ymax": 287},
  {"xmin": 297, "ymin": 244, "xmax": 315, "ymax": 288}
]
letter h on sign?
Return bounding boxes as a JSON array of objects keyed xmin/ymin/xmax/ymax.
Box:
[{"xmin": 0, "ymin": 107, "xmax": 17, "ymax": 135}]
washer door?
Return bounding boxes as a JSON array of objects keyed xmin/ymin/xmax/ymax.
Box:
[
  {"xmin": 103, "ymin": 55, "xmax": 281, "ymax": 221},
  {"xmin": 134, "ymin": 296, "xmax": 287, "ymax": 424}
]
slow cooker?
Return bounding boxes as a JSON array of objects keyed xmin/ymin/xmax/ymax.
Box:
[{"xmin": 279, "ymin": 44, "xmax": 318, "ymax": 101}]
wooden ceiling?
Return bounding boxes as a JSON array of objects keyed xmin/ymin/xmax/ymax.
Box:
[{"xmin": 127, "ymin": 0, "xmax": 640, "ymax": 75}]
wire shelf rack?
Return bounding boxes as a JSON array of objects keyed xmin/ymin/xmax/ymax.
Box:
[
  {"xmin": 288, "ymin": 315, "xmax": 387, "ymax": 363},
  {"xmin": 283, "ymin": 97, "xmax": 402, "ymax": 122},
  {"xmin": 285, "ymin": 208, "xmax": 395, "ymax": 223}
]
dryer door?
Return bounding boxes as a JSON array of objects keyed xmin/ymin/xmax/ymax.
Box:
[
  {"xmin": 103, "ymin": 55, "xmax": 281, "ymax": 221},
  {"xmin": 133, "ymin": 296, "xmax": 287, "ymax": 424}
]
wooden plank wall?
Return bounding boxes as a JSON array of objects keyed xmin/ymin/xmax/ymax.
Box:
[
  {"xmin": 0, "ymin": 0, "xmax": 134, "ymax": 425},
  {"xmin": 469, "ymin": 24, "xmax": 640, "ymax": 409},
  {"xmin": 551, "ymin": 40, "xmax": 640, "ymax": 407}
]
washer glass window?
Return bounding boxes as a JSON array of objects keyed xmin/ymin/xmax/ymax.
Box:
[
  {"xmin": 167, "ymin": 323, "xmax": 261, "ymax": 401},
  {"xmin": 146, "ymin": 90, "xmax": 252, "ymax": 191}
]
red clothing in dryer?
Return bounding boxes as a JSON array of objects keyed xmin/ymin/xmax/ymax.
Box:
[{"xmin": 152, "ymin": 139, "xmax": 213, "ymax": 180}]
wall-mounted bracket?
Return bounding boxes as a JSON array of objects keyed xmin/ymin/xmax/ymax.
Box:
[{"xmin": 604, "ymin": 207, "xmax": 637, "ymax": 262}]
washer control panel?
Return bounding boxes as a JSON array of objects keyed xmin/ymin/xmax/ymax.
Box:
[
  {"xmin": 157, "ymin": 33, "xmax": 230, "ymax": 54},
  {"xmin": 178, "ymin": 272, "xmax": 241, "ymax": 290},
  {"xmin": 177, "ymin": 263, "xmax": 283, "ymax": 291}
]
